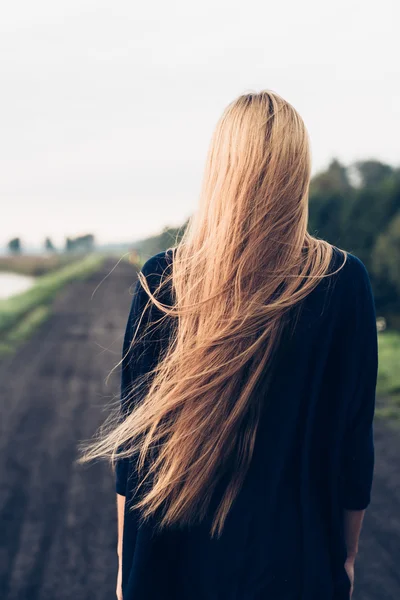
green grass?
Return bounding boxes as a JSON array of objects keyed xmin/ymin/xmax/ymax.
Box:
[
  {"xmin": 377, "ymin": 331, "xmax": 400, "ymax": 396},
  {"xmin": 0, "ymin": 305, "xmax": 50, "ymax": 356},
  {"xmin": 375, "ymin": 330, "xmax": 400, "ymax": 420},
  {"xmin": 0, "ymin": 253, "xmax": 104, "ymax": 355}
]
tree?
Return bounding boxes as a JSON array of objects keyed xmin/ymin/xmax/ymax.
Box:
[
  {"xmin": 345, "ymin": 165, "xmax": 399, "ymax": 264},
  {"xmin": 354, "ymin": 160, "xmax": 393, "ymax": 189},
  {"xmin": 133, "ymin": 223, "xmax": 188, "ymax": 260},
  {"xmin": 310, "ymin": 159, "xmax": 352, "ymax": 196},
  {"xmin": 45, "ymin": 237, "xmax": 56, "ymax": 252},
  {"xmin": 7, "ymin": 237, "xmax": 21, "ymax": 254},
  {"xmin": 65, "ymin": 234, "xmax": 95, "ymax": 252},
  {"xmin": 308, "ymin": 160, "xmax": 353, "ymax": 247},
  {"xmin": 373, "ymin": 212, "xmax": 400, "ymax": 295}
]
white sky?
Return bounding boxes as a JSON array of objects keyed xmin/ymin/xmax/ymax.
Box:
[{"xmin": 1, "ymin": 0, "xmax": 399, "ymax": 248}]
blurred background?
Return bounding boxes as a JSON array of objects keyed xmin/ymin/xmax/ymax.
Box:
[{"xmin": 0, "ymin": 1, "xmax": 399, "ymax": 599}]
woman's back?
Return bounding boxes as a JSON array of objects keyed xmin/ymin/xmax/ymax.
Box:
[
  {"xmin": 116, "ymin": 245, "xmax": 377, "ymax": 600},
  {"xmin": 80, "ymin": 90, "xmax": 377, "ymax": 599}
]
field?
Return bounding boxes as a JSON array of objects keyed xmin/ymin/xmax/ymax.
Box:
[
  {"xmin": 0, "ymin": 258, "xmax": 399, "ymax": 599},
  {"xmin": 0, "ymin": 254, "xmax": 83, "ymax": 276}
]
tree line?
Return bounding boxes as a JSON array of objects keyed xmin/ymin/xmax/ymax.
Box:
[
  {"xmin": 133, "ymin": 160, "xmax": 400, "ymax": 326},
  {"xmin": 7, "ymin": 234, "xmax": 95, "ymax": 254},
  {"xmin": 309, "ymin": 159, "xmax": 400, "ymax": 326}
]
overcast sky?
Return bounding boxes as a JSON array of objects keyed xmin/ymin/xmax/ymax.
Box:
[{"xmin": 1, "ymin": 0, "xmax": 399, "ymax": 248}]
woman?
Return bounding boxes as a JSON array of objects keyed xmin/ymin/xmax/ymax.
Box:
[{"xmin": 82, "ymin": 90, "xmax": 378, "ymax": 599}]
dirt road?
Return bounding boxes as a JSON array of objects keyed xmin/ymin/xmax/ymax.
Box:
[{"xmin": 0, "ymin": 258, "xmax": 398, "ymax": 599}]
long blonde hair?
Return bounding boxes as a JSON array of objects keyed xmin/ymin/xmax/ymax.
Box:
[{"xmin": 81, "ymin": 90, "xmax": 345, "ymax": 537}]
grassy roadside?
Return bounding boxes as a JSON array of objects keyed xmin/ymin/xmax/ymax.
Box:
[
  {"xmin": 0, "ymin": 254, "xmax": 105, "ymax": 356},
  {"xmin": 0, "ymin": 254, "xmax": 82, "ymax": 276},
  {"xmin": 376, "ymin": 330, "xmax": 400, "ymax": 420}
]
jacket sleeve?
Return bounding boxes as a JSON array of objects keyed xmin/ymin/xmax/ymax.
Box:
[
  {"xmin": 340, "ymin": 257, "xmax": 378, "ymax": 510},
  {"xmin": 115, "ymin": 252, "xmax": 172, "ymax": 496},
  {"xmin": 115, "ymin": 277, "xmax": 145, "ymax": 496}
]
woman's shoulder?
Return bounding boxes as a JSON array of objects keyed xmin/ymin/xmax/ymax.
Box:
[
  {"xmin": 294, "ymin": 245, "xmax": 374, "ymax": 330},
  {"xmin": 284, "ymin": 246, "xmax": 376, "ymax": 348},
  {"xmin": 321, "ymin": 246, "xmax": 376, "ymax": 334},
  {"xmin": 134, "ymin": 248, "xmax": 175, "ymax": 308},
  {"xmin": 139, "ymin": 247, "xmax": 175, "ymax": 278},
  {"xmin": 329, "ymin": 246, "xmax": 373, "ymax": 297}
]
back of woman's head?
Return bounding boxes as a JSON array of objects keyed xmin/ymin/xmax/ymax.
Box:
[
  {"xmin": 196, "ymin": 91, "xmax": 311, "ymax": 266},
  {"xmin": 82, "ymin": 90, "xmax": 343, "ymax": 537}
]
